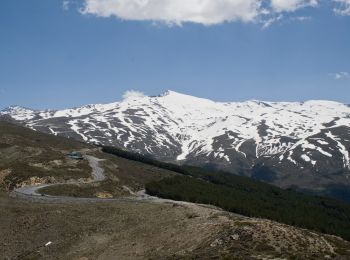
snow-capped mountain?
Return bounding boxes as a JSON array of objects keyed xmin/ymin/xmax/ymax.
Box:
[{"xmin": 2, "ymin": 91, "xmax": 350, "ymax": 201}]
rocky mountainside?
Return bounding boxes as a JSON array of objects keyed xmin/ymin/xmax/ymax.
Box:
[
  {"xmin": 2, "ymin": 90, "xmax": 350, "ymax": 201},
  {"xmin": 1, "ymin": 122, "xmax": 350, "ymax": 259}
]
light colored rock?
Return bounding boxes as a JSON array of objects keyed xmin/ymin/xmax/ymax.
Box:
[
  {"xmin": 95, "ymin": 192, "xmax": 113, "ymax": 199},
  {"xmin": 0, "ymin": 169, "xmax": 11, "ymax": 184}
]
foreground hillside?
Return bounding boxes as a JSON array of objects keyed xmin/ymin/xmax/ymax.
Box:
[
  {"xmin": 2, "ymin": 91, "xmax": 350, "ymax": 202},
  {"xmin": 1, "ymin": 121, "xmax": 350, "ymax": 259},
  {"xmin": 2, "ymin": 192, "xmax": 350, "ymax": 259}
]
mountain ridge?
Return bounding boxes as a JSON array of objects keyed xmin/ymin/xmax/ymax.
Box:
[
  {"xmin": 3, "ymin": 89, "xmax": 348, "ymax": 113},
  {"xmin": 1, "ymin": 90, "xmax": 350, "ymax": 201}
]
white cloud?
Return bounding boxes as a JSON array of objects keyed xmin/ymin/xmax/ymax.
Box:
[
  {"xmin": 270, "ymin": 0, "xmax": 318, "ymax": 12},
  {"xmin": 77, "ymin": 0, "xmax": 350, "ymax": 27},
  {"xmin": 333, "ymin": 0, "xmax": 350, "ymax": 15},
  {"xmin": 122, "ymin": 90, "xmax": 146, "ymax": 100},
  {"xmin": 63, "ymin": 0, "xmax": 70, "ymax": 11},
  {"xmin": 80, "ymin": 0, "xmax": 263, "ymax": 25},
  {"xmin": 332, "ymin": 72, "xmax": 350, "ymax": 80},
  {"xmin": 261, "ymin": 14, "xmax": 311, "ymax": 29}
]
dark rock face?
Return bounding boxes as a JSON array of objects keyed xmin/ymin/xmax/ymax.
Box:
[{"xmin": 1, "ymin": 92, "xmax": 350, "ymax": 202}]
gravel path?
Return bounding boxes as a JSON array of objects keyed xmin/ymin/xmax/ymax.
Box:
[{"xmin": 85, "ymin": 155, "xmax": 106, "ymax": 182}]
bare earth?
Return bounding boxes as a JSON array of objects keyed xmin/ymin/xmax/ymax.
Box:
[{"xmin": 1, "ymin": 191, "xmax": 350, "ymax": 260}]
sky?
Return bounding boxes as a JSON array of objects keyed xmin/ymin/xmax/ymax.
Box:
[{"xmin": 0, "ymin": 0, "xmax": 350, "ymax": 110}]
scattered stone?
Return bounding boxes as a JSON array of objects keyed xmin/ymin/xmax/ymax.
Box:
[
  {"xmin": 230, "ymin": 234, "xmax": 240, "ymax": 241},
  {"xmin": 95, "ymin": 192, "xmax": 113, "ymax": 199}
]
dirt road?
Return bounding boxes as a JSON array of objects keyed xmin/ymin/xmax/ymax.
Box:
[{"xmin": 11, "ymin": 155, "xmax": 113, "ymax": 203}]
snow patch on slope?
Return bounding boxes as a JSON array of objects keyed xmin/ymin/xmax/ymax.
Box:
[
  {"xmin": 1, "ymin": 106, "xmax": 37, "ymax": 121},
  {"xmin": 326, "ymin": 131, "xmax": 350, "ymax": 169}
]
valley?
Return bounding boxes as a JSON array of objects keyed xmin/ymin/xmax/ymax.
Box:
[
  {"xmin": 1, "ymin": 121, "xmax": 350, "ymax": 259},
  {"xmin": 3, "ymin": 2, "xmax": 350, "ymax": 258},
  {"xmin": 2, "ymin": 91, "xmax": 350, "ymax": 202}
]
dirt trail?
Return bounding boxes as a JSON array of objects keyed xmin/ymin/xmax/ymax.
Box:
[
  {"xmin": 10, "ymin": 156, "xmax": 192, "ymax": 206},
  {"xmin": 11, "ymin": 155, "xmax": 111, "ymax": 202},
  {"xmin": 10, "ymin": 157, "xmax": 219, "ymax": 213}
]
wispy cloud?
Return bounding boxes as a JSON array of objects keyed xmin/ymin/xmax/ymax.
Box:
[
  {"xmin": 270, "ymin": 0, "xmax": 318, "ymax": 12},
  {"xmin": 333, "ymin": 0, "xmax": 350, "ymax": 15},
  {"xmin": 261, "ymin": 15, "xmax": 311, "ymax": 29},
  {"xmin": 63, "ymin": 0, "xmax": 70, "ymax": 11},
  {"xmin": 331, "ymin": 72, "xmax": 350, "ymax": 80},
  {"xmin": 262, "ymin": 14, "xmax": 283, "ymax": 29},
  {"xmin": 292, "ymin": 16, "xmax": 312, "ymax": 21},
  {"xmin": 122, "ymin": 90, "xmax": 145, "ymax": 100}
]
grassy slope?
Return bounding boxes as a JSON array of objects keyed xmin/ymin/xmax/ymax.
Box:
[
  {"xmin": 0, "ymin": 121, "xmax": 91, "ymax": 190},
  {"xmin": 0, "ymin": 121, "xmax": 175, "ymax": 197}
]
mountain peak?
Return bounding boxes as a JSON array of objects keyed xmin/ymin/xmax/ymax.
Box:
[
  {"xmin": 159, "ymin": 90, "xmax": 185, "ymax": 97},
  {"xmin": 158, "ymin": 90, "xmax": 215, "ymax": 104},
  {"xmin": 0, "ymin": 105, "xmax": 37, "ymax": 121},
  {"xmin": 4, "ymin": 105, "xmax": 25, "ymax": 110},
  {"xmin": 2, "ymin": 105, "xmax": 35, "ymax": 113}
]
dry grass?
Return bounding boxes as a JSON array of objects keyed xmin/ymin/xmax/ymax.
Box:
[
  {"xmin": 0, "ymin": 122, "xmax": 175, "ymax": 195},
  {"xmin": 1, "ymin": 192, "xmax": 350, "ymax": 259}
]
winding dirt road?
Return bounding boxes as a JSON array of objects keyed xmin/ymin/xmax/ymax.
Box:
[
  {"xmin": 10, "ymin": 155, "xmax": 215, "ymax": 210},
  {"xmin": 10, "ymin": 155, "xmax": 119, "ymax": 203},
  {"xmin": 10, "ymin": 156, "xmax": 172, "ymax": 204}
]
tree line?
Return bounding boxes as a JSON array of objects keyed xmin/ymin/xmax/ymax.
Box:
[{"xmin": 102, "ymin": 145, "xmax": 350, "ymax": 240}]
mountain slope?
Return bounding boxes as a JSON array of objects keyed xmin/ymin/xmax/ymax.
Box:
[
  {"xmin": 0, "ymin": 121, "xmax": 175, "ymax": 196},
  {"xmin": 2, "ymin": 122, "xmax": 350, "ymax": 259},
  {"xmin": 0, "ymin": 122, "xmax": 350, "ymax": 259},
  {"xmin": 2, "ymin": 91, "xmax": 350, "ymax": 201}
]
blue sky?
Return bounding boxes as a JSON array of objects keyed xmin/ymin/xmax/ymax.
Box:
[{"xmin": 0, "ymin": 0, "xmax": 349, "ymax": 110}]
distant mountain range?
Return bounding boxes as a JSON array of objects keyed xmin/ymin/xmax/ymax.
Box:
[{"xmin": 2, "ymin": 90, "xmax": 350, "ymax": 201}]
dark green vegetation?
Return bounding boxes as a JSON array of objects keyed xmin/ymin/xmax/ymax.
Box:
[
  {"xmin": 146, "ymin": 175, "xmax": 350, "ymax": 240},
  {"xmin": 102, "ymin": 146, "xmax": 186, "ymax": 174},
  {"xmin": 103, "ymin": 146, "xmax": 350, "ymax": 241}
]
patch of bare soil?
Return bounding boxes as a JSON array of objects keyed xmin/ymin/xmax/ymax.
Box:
[{"xmin": 0, "ymin": 193, "xmax": 349, "ymax": 260}]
